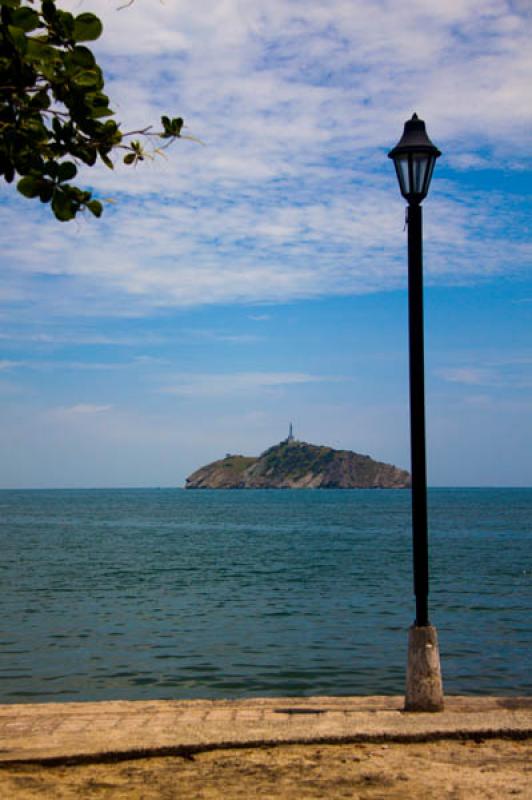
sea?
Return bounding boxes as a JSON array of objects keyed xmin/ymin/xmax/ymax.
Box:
[{"xmin": 0, "ymin": 488, "xmax": 530, "ymax": 703}]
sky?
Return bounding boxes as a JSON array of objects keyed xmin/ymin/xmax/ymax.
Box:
[{"xmin": 1, "ymin": 0, "xmax": 531, "ymax": 488}]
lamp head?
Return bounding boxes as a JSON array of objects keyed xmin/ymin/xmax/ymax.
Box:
[{"xmin": 388, "ymin": 113, "xmax": 441, "ymax": 204}]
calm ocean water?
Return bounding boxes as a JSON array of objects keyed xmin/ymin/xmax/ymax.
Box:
[{"xmin": 0, "ymin": 488, "xmax": 530, "ymax": 703}]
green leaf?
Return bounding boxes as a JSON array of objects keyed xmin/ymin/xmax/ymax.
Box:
[
  {"xmin": 2, "ymin": 163, "xmax": 15, "ymax": 183},
  {"xmin": 41, "ymin": 0, "xmax": 57, "ymax": 23},
  {"xmin": 57, "ymin": 161, "xmax": 77, "ymax": 182},
  {"xmin": 71, "ymin": 69, "xmax": 102, "ymax": 90},
  {"xmin": 73, "ymin": 13, "xmax": 102, "ymax": 42},
  {"xmin": 55, "ymin": 10, "xmax": 74, "ymax": 39},
  {"xmin": 88, "ymin": 106, "xmax": 113, "ymax": 119},
  {"xmin": 17, "ymin": 175, "xmax": 41, "ymax": 198},
  {"xmin": 44, "ymin": 162, "xmax": 58, "ymax": 178},
  {"xmin": 20, "ymin": 116, "xmax": 48, "ymax": 139},
  {"xmin": 70, "ymin": 46, "xmax": 96, "ymax": 69},
  {"xmin": 77, "ymin": 190, "xmax": 92, "ymax": 204},
  {"xmin": 39, "ymin": 182, "xmax": 54, "ymax": 203},
  {"xmin": 26, "ymin": 40, "xmax": 60, "ymax": 75},
  {"xmin": 87, "ymin": 199, "xmax": 102, "ymax": 217},
  {"xmin": 123, "ymin": 153, "xmax": 136, "ymax": 165},
  {"xmin": 99, "ymin": 149, "xmax": 113, "ymax": 169},
  {"xmin": 102, "ymin": 120, "xmax": 121, "ymax": 142},
  {"xmin": 74, "ymin": 146, "xmax": 97, "ymax": 167},
  {"xmin": 11, "ymin": 7, "xmax": 40, "ymax": 31},
  {"xmin": 51, "ymin": 117, "xmax": 62, "ymax": 138},
  {"xmin": 29, "ymin": 89, "xmax": 51, "ymax": 110},
  {"xmin": 51, "ymin": 189, "xmax": 76, "ymax": 221},
  {"xmin": 7, "ymin": 24, "xmax": 27, "ymax": 53},
  {"xmin": 85, "ymin": 92, "xmax": 113, "ymax": 118}
]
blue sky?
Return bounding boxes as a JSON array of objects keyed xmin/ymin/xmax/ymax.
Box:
[{"xmin": 1, "ymin": 0, "xmax": 531, "ymax": 488}]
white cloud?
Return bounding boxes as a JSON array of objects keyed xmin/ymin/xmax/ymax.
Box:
[
  {"xmin": 0, "ymin": 0, "xmax": 531, "ymax": 320},
  {"xmin": 0, "ymin": 360, "xmax": 22, "ymax": 371},
  {"xmin": 184, "ymin": 328, "xmax": 260, "ymax": 343},
  {"xmin": 3, "ymin": 174, "xmax": 529, "ymax": 317},
  {"xmin": 161, "ymin": 371, "xmax": 336, "ymax": 397},
  {"xmin": 436, "ymin": 367, "xmax": 496, "ymax": 385},
  {"xmin": 436, "ymin": 356, "xmax": 532, "ymax": 389},
  {"xmin": 2, "ymin": 359, "xmax": 129, "ymax": 372},
  {"xmin": 58, "ymin": 404, "xmax": 113, "ymax": 415},
  {"xmin": 0, "ymin": 331, "xmax": 163, "ymax": 346}
]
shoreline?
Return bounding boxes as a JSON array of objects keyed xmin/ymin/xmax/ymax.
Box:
[
  {"xmin": 1, "ymin": 696, "xmax": 530, "ymax": 799},
  {"xmin": 1, "ymin": 695, "xmax": 530, "ymax": 765}
]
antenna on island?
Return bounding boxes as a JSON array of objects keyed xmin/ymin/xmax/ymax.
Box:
[{"xmin": 287, "ymin": 422, "xmax": 294, "ymax": 442}]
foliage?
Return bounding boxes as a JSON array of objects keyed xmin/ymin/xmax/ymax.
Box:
[
  {"xmin": 221, "ymin": 455, "xmax": 256, "ymax": 474},
  {"xmin": 0, "ymin": 0, "xmax": 185, "ymax": 220}
]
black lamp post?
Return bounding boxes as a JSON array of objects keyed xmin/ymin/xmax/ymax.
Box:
[{"xmin": 388, "ymin": 114, "xmax": 444, "ymax": 711}]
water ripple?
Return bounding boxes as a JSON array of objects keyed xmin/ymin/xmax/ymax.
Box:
[{"xmin": 0, "ymin": 487, "xmax": 530, "ymax": 701}]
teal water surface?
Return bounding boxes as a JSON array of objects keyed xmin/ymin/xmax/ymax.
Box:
[{"xmin": 0, "ymin": 488, "xmax": 530, "ymax": 702}]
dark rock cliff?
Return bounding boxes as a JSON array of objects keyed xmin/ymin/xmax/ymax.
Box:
[{"xmin": 185, "ymin": 440, "xmax": 410, "ymax": 489}]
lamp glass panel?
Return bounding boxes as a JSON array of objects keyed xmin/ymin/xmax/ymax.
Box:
[
  {"xmin": 396, "ymin": 155, "xmax": 410, "ymax": 196},
  {"xmin": 412, "ymin": 155, "xmax": 429, "ymax": 195},
  {"xmin": 423, "ymin": 157, "xmax": 436, "ymax": 195}
]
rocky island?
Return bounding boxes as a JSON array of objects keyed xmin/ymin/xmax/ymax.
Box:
[{"xmin": 185, "ymin": 436, "xmax": 410, "ymax": 490}]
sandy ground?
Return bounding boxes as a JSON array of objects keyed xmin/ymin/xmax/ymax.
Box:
[{"xmin": 0, "ymin": 738, "xmax": 530, "ymax": 799}]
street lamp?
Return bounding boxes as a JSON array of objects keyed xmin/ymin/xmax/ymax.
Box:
[{"xmin": 388, "ymin": 113, "xmax": 444, "ymax": 712}]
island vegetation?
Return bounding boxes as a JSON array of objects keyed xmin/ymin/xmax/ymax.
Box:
[{"xmin": 185, "ymin": 439, "xmax": 410, "ymax": 489}]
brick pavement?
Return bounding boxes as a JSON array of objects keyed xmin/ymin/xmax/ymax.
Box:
[{"xmin": 0, "ymin": 696, "xmax": 530, "ymax": 765}]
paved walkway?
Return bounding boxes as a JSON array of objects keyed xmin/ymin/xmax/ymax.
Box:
[{"xmin": 0, "ymin": 696, "xmax": 530, "ymax": 765}]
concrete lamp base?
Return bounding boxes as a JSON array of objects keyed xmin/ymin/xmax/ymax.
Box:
[{"xmin": 404, "ymin": 624, "xmax": 444, "ymax": 712}]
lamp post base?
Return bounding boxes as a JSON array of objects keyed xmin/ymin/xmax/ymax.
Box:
[{"xmin": 404, "ymin": 624, "xmax": 444, "ymax": 712}]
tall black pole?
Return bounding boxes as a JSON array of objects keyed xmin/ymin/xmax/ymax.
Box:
[
  {"xmin": 407, "ymin": 202, "xmax": 429, "ymax": 628},
  {"xmin": 389, "ymin": 114, "xmax": 443, "ymax": 710}
]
